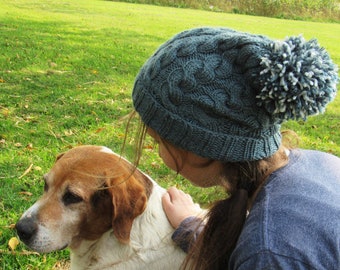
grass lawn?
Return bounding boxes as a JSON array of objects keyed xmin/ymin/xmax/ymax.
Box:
[{"xmin": 0, "ymin": 0, "xmax": 339, "ymax": 268}]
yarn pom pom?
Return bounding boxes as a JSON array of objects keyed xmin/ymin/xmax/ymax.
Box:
[{"xmin": 256, "ymin": 36, "xmax": 338, "ymax": 121}]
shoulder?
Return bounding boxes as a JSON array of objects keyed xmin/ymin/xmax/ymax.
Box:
[
  {"xmin": 266, "ymin": 149, "xmax": 340, "ymax": 194},
  {"xmin": 293, "ymin": 149, "xmax": 340, "ymax": 166},
  {"xmin": 230, "ymin": 149, "xmax": 340, "ymax": 270},
  {"xmin": 281, "ymin": 148, "xmax": 340, "ymax": 171}
]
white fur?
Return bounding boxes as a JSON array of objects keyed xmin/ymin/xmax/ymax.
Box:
[
  {"xmin": 19, "ymin": 195, "xmax": 88, "ymax": 253},
  {"xmin": 71, "ymin": 179, "xmax": 186, "ymax": 269},
  {"xmin": 17, "ymin": 146, "xmax": 187, "ymax": 269}
]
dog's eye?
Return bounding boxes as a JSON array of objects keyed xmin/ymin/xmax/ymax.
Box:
[{"xmin": 62, "ymin": 191, "xmax": 83, "ymax": 206}]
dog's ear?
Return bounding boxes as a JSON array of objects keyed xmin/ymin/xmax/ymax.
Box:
[
  {"xmin": 108, "ymin": 175, "xmax": 147, "ymax": 244},
  {"xmin": 56, "ymin": 152, "xmax": 65, "ymax": 161}
]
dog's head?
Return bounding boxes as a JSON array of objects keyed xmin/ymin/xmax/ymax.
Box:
[{"xmin": 15, "ymin": 145, "xmax": 150, "ymax": 253}]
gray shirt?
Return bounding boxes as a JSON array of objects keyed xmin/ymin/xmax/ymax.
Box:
[{"xmin": 173, "ymin": 149, "xmax": 340, "ymax": 269}]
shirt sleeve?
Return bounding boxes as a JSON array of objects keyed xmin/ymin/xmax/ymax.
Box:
[{"xmin": 171, "ymin": 216, "xmax": 204, "ymax": 253}]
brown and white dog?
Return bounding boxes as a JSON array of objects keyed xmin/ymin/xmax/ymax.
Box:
[{"xmin": 16, "ymin": 145, "xmax": 189, "ymax": 269}]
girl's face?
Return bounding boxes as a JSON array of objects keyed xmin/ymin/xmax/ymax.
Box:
[
  {"xmin": 147, "ymin": 129, "xmax": 178, "ymax": 172},
  {"xmin": 147, "ymin": 128, "xmax": 224, "ymax": 187}
]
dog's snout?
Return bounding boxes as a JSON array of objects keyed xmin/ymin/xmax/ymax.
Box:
[{"xmin": 16, "ymin": 218, "xmax": 38, "ymax": 243}]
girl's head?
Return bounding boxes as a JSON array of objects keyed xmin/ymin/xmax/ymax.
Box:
[
  {"xmin": 129, "ymin": 28, "xmax": 338, "ymax": 269},
  {"xmin": 147, "ymin": 127, "xmax": 225, "ymax": 187},
  {"xmin": 132, "ymin": 27, "xmax": 338, "ymax": 164},
  {"xmin": 136, "ymin": 124, "xmax": 290, "ymax": 192}
]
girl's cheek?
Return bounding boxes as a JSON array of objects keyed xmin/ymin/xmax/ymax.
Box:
[{"xmin": 159, "ymin": 145, "xmax": 177, "ymax": 171}]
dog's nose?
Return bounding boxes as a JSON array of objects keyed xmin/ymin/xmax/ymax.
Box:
[{"xmin": 15, "ymin": 218, "xmax": 38, "ymax": 243}]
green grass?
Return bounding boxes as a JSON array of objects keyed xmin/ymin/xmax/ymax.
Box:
[
  {"xmin": 0, "ymin": 0, "xmax": 339, "ymax": 268},
  {"xmin": 116, "ymin": 0, "xmax": 340, "ymax": 22}
]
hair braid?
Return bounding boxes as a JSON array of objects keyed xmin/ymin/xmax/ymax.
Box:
[
  {"xmin": 184, "ymin": 189, "xmax": 248, "ymax": 270},
  {"xmin": 182, "ymin": 146, "xmax": 289, "ymax": 269}
]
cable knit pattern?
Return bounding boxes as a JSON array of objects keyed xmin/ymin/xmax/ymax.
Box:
[{"xmin": 132, "ymin": 27, "xmax": 338, "ymax": 162}]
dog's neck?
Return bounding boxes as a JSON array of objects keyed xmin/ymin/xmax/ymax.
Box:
[{"xmin": 70, "ymin": 179, "xmax": 185, "ymax": 270}]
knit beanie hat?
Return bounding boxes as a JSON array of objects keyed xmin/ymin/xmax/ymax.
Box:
[{"xmin": 132, "ymin": 27, "xmax": 338, "ymax": 162}]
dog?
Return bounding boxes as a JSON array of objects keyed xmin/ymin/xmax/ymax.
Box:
[{"xmin": 16, "ymin": 145, "xmax": 191, "ymax": 269}]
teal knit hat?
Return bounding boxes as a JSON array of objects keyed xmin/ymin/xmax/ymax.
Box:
[{"xmin": 132, "ymin": 27, "xmax": 338, "ymax": 162}]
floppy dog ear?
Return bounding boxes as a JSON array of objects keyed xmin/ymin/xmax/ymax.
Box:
[
  {"xmin": 108, "ymin": 175, "xmax": 147, "ymax": 244},
  {"xmin": 56, "ymin": 152, "xmax": 65, "ymax": 161}
]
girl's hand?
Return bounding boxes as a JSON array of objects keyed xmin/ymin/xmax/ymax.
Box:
[{"xmin": 162, "ymin": 186, "xmax": 202, "ymax": 229}]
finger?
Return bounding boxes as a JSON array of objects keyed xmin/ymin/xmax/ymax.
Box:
[
  {"xmin": 185, "ymin": 193, "xmax": 192, "ymax": 200},
  {"xmin": 162, "ymin": 191, "xmax": 171, "ymax": 205},
  {"xmin": 167, "ymin": 186, "xmax": 179, "ymax": 195},
  {"xmin": 167, "ymin": 186, "xmax": 180, "ymax": 201}
]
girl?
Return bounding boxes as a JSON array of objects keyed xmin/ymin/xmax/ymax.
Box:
[{"xmin": 129, "ymin": 27, "xmax": 340, "ymax": 269}]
